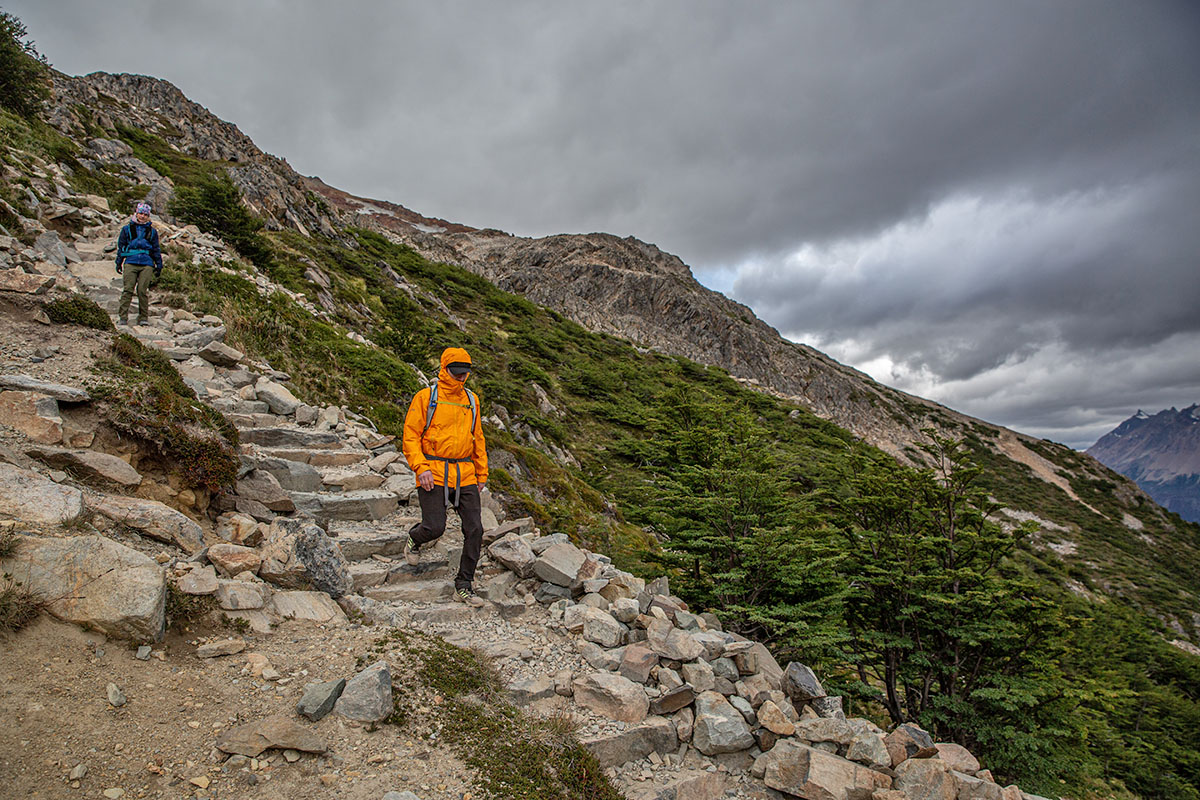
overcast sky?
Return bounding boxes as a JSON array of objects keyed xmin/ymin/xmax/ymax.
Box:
[{"xmin": 12, "ymin": 1, "xmax": 1199, "ymax": 448}]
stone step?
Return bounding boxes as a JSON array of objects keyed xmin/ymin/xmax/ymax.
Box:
[
  {"xmin": 240, "ymin": 427, "xmax": 346, "ymax": 450},
  {"xmin": 244, "ymin": 454, "xmax": 324, "ymax": 493},
  {"xmin": 290, "ymin": 489, "xmax": 399, "ymax": 523},
  {"xmin": 363, "ymin": 578, "xmax": 454, "ymax": 604},
  {"xmin": 329, "ymin": 521, "xmax": 419, "ymax": 560}
]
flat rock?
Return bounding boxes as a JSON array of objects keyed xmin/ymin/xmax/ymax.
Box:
[
  {"xmin": 508, "ymin": 675, "xmax": 557, "ymax": 705},
  {"xmin": 25, "ymin": 446, "xmax": 141, "ymax": 486},
  {"xmin": 0, "ymin": 270, "xmax": 54, "ymax": 293},
  {"xmin": 1, "ymin": 534, "xmax": 164, "ymax": 641},
  {"xmin": 255, "ymin": 380, "xmax": 300, "ymax": 415},
  {"xmin": 240, "ymin": 427, "xmax": 343, "ymax": 449},
  {"xmin": 269, "ymin": 591, "xmax": 346, "ymax": 622},
  {"xmin": 893, "ymin": 757, "xmax": 956, "ymax": 800},
  {"xmin": 244, "ymin": 456, "xmax": 322, "ymax": 492},
  {"xmin": 487, "ymin": 534, "xmax": 536, "ymax": 578},
  {"xmin": 197, "ymin": 638, "xmax": 246, "ymax": 658},
  {"xmin": 0, "ymin": 463, "xmax": 83, "ymax": 524},
  {"xmin": 207, "ymin": 543, "xmax": 262, "ymax": 576},
  {"xmin": 649, "ymin": 685, "xmax": 696, "ymax": 716},
  {"xmin": 334, "ymin": 661, "xmax": 392, "ymax": 722},
  {"xmin": 85, "ymin": 494, "xmax": 203, "ymax": 552},
  {"xmin": 236, "ymin": 469, "xmax": 295, "ymax": 512},
  {"xmin": 290, "ymin": 490, "xmax": 398, "ymax": 523},
  {"xmin": 215, "ymin": 714, "xmax": 326, "ymax": 758},
  {"xmin": 646, "ymin": 618, "xmax": 704, "ymax": 662},
  {"xmin": 177, "ymin": 565, "xmax": 218, "ymax": 595},
  {"xmin": 215, "ymin": 579, "xmax": 269, "ymax": 610},
  {"xmin": 0, "ymin": 375, "xmax": 89, "ymax": 401},
  {"xmin": 198, "ymin": 340, "xmax": 244, "ymax": 367}
]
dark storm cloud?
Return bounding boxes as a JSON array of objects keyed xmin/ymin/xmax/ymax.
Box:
[{"xmin": 10, "ymin": 1, "xmax": 1200, "ymax": 446}]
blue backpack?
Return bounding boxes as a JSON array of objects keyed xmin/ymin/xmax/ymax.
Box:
[{"xmin": 120, "ymin": 223, "xmax": 156, "ymax": 263}]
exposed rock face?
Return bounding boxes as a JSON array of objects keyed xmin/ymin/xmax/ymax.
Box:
[
  {"xmin": 2, "ymin": 534, "xmax": 165, "ymax": 641},
  {"xmin": 0, "ymin": 464, "xmax": 83, "ymax": 525},
  {"xmin": 85, "ymin": 494, "xmax": 204, "ymax": 552},
  {"xmin": 257, "ymin": 518, "xmax": 353, "ymax": 597}
]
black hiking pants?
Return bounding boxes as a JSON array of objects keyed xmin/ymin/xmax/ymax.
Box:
[{"xmin": 408, "ymin": 484, "xmax": 484, "ymax": 591}]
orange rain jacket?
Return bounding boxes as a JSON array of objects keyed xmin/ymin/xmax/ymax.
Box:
[{"xmin": 402, "ymin": 347, "xmax": 488, "ymax": 489}]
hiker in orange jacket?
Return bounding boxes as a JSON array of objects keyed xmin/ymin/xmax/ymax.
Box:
[{"xmin": 401, "ymin": 346, "xmax": 489, "ymax": 607}]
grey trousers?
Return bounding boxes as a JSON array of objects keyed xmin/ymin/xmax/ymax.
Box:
[{"xmin": 408, "ymin": 484, "xmax": 484, "ymax": 590}]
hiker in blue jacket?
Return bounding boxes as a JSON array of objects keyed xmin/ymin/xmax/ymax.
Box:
[{"xmin": 115, "ymin": 201, "xmax": 163, "ymax": 326}]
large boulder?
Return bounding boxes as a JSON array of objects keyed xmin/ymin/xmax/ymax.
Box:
[
  {"xmin": 579, "ymin": 716, "xmax": 677, "ymax": 768},
  {"xmin": 85, "ymin": 494, "xmax": 204, "ymax": 552},
  {"xmin": 0, "ymin": 390, "xmax": 62, "ymax": 444},
  {"xmin": 581, "ymin": 607, "xmax": 625, "ymax": 648},
  {"xmin": 573, "ymin": 672, "xmax": 649, "ymax": 723},
  {"xmin": 692, "ymin": 691, "xmax": 755, "ymax": 755},
  {"xmin": 258, "ymin": 518, "xmax": 353, "ymax": 597},
  {"xmin": 884, "ymin": 723, "xmax": 938, "ymax": 767},
  {"xmin": 0, "ymin": 463, "xmax": 83, "ymax": 525},
  {"xmin": 255, "ymin": 380, "xmax": 300, "ymax": 415},
  {"xmin": 533, "ymin": 541, "xmax": 587, "ymax": 587},
  {"xmin": 893, "ymin": 757, "xmax": 957, "ymax": 800},
  {"xmin": 758, "ymin": 740, "xmax": 893, "ymax": 799},
  {"xmin": 1, "ymin": 534, "xmax": 165, "ymax": 641},
  {"xmin": 783, "ymin": 661, "xmax": 826, "ymax": 702}
]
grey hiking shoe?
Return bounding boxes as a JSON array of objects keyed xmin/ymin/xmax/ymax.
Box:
[
  {"xmin": 402, "ymin": 535, "xmax": 419, "ymax": 566},
  {"xmin": 454, "ymin": 587, "xmax": 485, "ymax": 608}
]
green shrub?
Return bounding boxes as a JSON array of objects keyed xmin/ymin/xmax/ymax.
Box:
[
  {"xmin": 169, "ymin": 172, "xmax": 273, "ymax": 269},
  {"xmin": 0, "ymin": 12, "xmax": 49, "ymax": 118},
  {"xmin": 43, "ymin": 293, "xmax": 115, "ymax": 330}
]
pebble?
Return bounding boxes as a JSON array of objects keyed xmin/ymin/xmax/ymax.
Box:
[
  {"xmin": 69, "ymin": 763, "xmax": 87, "ymax": 780},
  {"xmin": 106, "ymin": 683, "xmax": 126, "ymax": 708},
  {"xmin": 135, "ymin": 646, "xmax": 152, "ymax": 661},
  {"xmin": 102, "ymin": 790, "xmax": 124, "ymax": 799}
]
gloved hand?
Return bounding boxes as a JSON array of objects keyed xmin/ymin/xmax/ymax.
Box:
[
  {"xmin": 154, "ymin": 266, "xmax": 162, "ymax": 279},
  {"xmin": 115, "ymin": 262, "xmax": 123, "ymax": 275}
]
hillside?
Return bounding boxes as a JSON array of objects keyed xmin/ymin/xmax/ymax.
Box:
[
  {"xmin": 1088, "ymin": 406, "xmax": 1200, "ymax": 523},
  {"xmin": 1, "ymin": 43, "xmax": 1199, "ymax": 800}
]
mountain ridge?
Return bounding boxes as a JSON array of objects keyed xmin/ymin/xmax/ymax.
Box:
[{"xmin": 1088, "ymin": 404, "xmax": 1200, "ymax": 522}]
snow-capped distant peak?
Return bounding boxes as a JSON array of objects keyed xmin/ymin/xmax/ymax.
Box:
[{"xmin": 1135, "ymin": 410, "xmax": 1149, "ymax": 419}]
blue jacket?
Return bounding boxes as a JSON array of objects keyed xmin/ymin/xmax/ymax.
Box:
[{"xmin": 116, "ymin": 221, "xmax": 162, "ymax": 270}]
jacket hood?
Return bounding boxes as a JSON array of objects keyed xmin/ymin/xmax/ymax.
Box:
[{"xmin": 437, "ymin": 347, "xmax": 472, "ymax": 394}]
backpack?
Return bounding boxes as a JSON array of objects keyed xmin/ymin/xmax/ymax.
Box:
[
  {"xmin": 422, "ymin": 384, "xmax": 478, "ymax": 435},
  {"xmin": 120, "ymin": 222, "xmax": 155, "ymax": 259}
]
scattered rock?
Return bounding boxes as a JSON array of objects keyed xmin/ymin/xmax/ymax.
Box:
[
  {"xmin": 106, "ymin": 683, "xmax": 126, "ymax": 707},
  {"xmin": 197, "ymin": 638, "xmax": 247, "ymax": 658},
  {"xmin": 215, "ymin": 714, "xmax": 327, "ymax": 757},
  {"xmin": 758, "ymin": 740, "xmax": 892, "ymax": 798},
  {"xmin": 296, "ymin": 678, "xmax": 346, "ymax": 722},
  {"xmin": 334, "ymin": 661, "xmax": 392, "ymax": 722}
]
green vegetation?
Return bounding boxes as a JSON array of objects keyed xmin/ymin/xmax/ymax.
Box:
[
  {"xmin": 371, "ymin": 629, "xmax": 621, "ymax": 800},
  {"xmin": 165, "ymin": 582, "xmax": 216, "ymax": 632},
  {"xmin": 43, "ymin": 292, "xmax": 115, "ymax": 330},
  {"xmin": 169, "ymin": 171, "xmax": 273, "ymax": 268},
  {"xmin": 92, "ymin": 333, "xmax": 238, "ymax": 492},
  {"xmin": 0, "ymin": 532, "xmax": 44, "ymax": 634},
  {"xmin": 0, "ymin": 11, "xmax": 49, "ymax": 118}
]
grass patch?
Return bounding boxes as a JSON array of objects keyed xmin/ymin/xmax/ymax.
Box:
[
  {"xmin": 1, "ymin": 534, "xmax": 44, "ymax": 633},
  {"xmin": 93, "ymin": 333, "xmax": 238, "ymax": 493},
  {"xmin": 43, "ymin": 292, "xmax": 114, "ymax": 330},
  {"xmin": 372, "ymin": 630, "xmax": 621, "ymax": 800},
  {"xmin": 166, "ymin": 582, "xmax": 216, "ymax": 632}
]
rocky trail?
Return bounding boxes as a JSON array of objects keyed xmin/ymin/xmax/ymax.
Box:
[{"xmin": 0, "ymin": 182, "xmax": 1052, "ymax": 800}]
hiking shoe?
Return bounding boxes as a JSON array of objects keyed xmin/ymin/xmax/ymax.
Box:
[
  {"xmin": 402, "ymin": 535, "xmax": 420, "ymax": 566},
  {"xmin": 454, "ymin": 587, "xmax": 485, "ymax": 608}
]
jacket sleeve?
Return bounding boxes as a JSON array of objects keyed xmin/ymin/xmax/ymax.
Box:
[
  {"xmin": 115, "ymin": 225, "xmax": 127, "ymax": 267},
  {"xmin": 150, "ymin": 228, "xmax": 163, "ymax": 270},
  {"xmin": 472, "ymin": 394, "xmax": 488, "ymax": 485},
  {"xmin": 402, "ymin": 389, "xmax": 433, "ymax": 478}
]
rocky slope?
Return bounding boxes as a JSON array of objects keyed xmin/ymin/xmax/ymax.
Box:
[
  {"xmin": 0, "ymin": 204, "xmax": 1054, "ymax": 800},
  {"xmin": 1088, "ymin": 405, "xmax": 1200, "ymax": 522}
]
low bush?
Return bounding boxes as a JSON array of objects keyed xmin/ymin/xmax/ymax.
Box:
[{"xmin": 43, "ymin": 293, "xmax": 114, "ymax": 330}]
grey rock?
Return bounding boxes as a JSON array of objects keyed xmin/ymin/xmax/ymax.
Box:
[
  {"xmin": 847, "ymin": 732, "xmax": 891, "ymax": 769},
  {"xmin": 296, "ymin": 678, "xmax": 346, "ymax": 722},
  {"xmin": 811, "ymin": 694, "xmax": 845, "ymax": 719},
  {"xmin": 529, "ymin": 532, "xmax": 570, "ymax": 554},
  {"xmin": 239, "ymin": 427, "xmax": 343, "ymax": 449},
  {"xmin": 106, "ymin": 682, "xmax": 126, "ymax": 707},
  {"xmin": 646, "ymin": 618, "xmax": 704, "ymax": 662},
  {"xmin": 177, "ymin": 565, "xmax": 218, "ymax": 595},
  {"xmin": 334, "ymin": 661, "xmax": 393, "ymax": 722},
  {"xmin": 795, "ymin": 717, "xmax": 859, "ymax": 748},
  {"xmin": 729, "ymin": 694, "xmax": 756, "ymax": 725},
  {"xmin": 579, "ymin": 715, "xmax": 677, "ymax": 768},
  {"xmin": 692, "ymin": 690, "xmax": 755, "ymax": 755},
  {"xmin": 86, "ymin": 494, "xmax": 204, "ymax": 552},
  {"xmin": 24, "ymin": 446, "xmax": 141, "ymax": 486},
  {"xmin": 1, "ymin": 534, "xmax": 164, "ymax": 641},
  {"xmin": 0, "ymin": 463, "xmax": 82, "ymax": 525},
  {"xmin": 893, "ymin": 757, "xmax": 957, "ymax": 799},
  {"xmin": 269, "ymin": 591, "xmax": 346, "ymax": 623},
  {"xmin": 258, "ymin": 518, "xmax": 354, "ymax": 598},
  {"xmin": 535, "ymin": 582, "xmax": 571, "ymax": 604},
  {"xmin": 487, "ymin": 534, "xmax": 536, "ymax": 578},
  {"xmin": 245, "ymin": 456, "xmax": 323, "ymax": 492},
  {"xmin": 758, "ymin": 740, "xmax": 892, "ymax": 798},
  {"xmin": 215, "ymin": 579, "xmax": 270, "ymax": 610},
  {"xmin": 236, "ymin": 469, "xmax": 296, "ymax": 512},
  {"xmin": 135, "ymin": 645, "xmax": 152, "ymax": 660},
  {"xmin": 782, "ymin": 661, "xmax": 826, "ymax": 702},
  {"xmin": 581, "ymin": 607, "xmax": 625, "ymax": 648},
  {"xmin": 255, "ymin": 379, "xmax": 300, "ymax": 415},
  {"xmin": 0, "ymin": 374, "xmax": 89, "ymax": 401},
  {"xmin": 177, "ymin": 325, "xmax": 226, "ymax": 349},
  {"xmin": 649, "ymin": 685, "xmax": 696, "ymax": 716},
  {"xmin": 382, "ymin": 793, "xmax": 424, "ymax": 800},
  {"xmin": 532, "ymin": 541, "xmax": 587, "ymax": 587},
  {"xmin": 198, "ymin": 340, "xmax": 244, "ymax": 367},
  {"xmin": 507, "ymin": 676, "xmax": 556, "ymax": 705},
  {"xmin": 681, "ymin": 659, "xmax": 716, "ymax": 693},
  {"xmin": 573, "ymin": 671, "xmax": 649, "ymax": 723},
  {"xmin": 197, "ymin": 638, "xmax": 246, "ymax": 658}
]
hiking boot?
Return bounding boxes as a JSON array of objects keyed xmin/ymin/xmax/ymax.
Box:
[
  {"xmin": 402, "ymin": 535, "xmax": 420, "ymax": 567},
  {"xmin": 454, "ymin": 586, "xmax": 485, "ymax": 608},
  {"xmin": 118, "ymin": 318, "xmax": 129, "ymax": 327}
]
